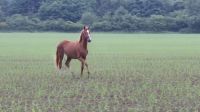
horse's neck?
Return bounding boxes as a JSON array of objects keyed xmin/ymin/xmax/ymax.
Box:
[{"xmin": 79, "ymin": 35, "xmax": 87, "ymax": 50}]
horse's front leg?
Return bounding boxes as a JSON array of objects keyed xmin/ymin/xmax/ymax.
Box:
[
  {"xmin": 85, "ymin": 62, "xmax": 90, "ymax": 77},
  {"xmin": 80, "ymin": 59, "xmax": 84, "ymax": 77},
  {"xmin": 78, "ymin": 57, "xmax": 89, "ymax": 77},
  {"xmin": 78, "ymin": 57, "xmax": 84, "ymax": 77}
]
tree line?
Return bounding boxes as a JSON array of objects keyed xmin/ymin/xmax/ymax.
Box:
[{"xmin": 0, "ymin": 0, "xmax": 200, "ymax": 32}]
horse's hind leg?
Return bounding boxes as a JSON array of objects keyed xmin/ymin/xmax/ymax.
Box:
[
  {"xmin": 65, "ymin": 57, "xmax": 73, "ymax": 75},
  {"xmin": 65, "ymin": 57, "xmax": 71, "ymax": 68}
]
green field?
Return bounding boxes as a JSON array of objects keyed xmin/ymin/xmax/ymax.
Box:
[{"xmin": 1, "ymin": 33, "xmax": 200, "ymax": 111}]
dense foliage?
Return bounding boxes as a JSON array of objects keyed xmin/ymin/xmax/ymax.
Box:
[{"xmin": 0, "ymin": 0, "xmax": 200, "ymax": 32}]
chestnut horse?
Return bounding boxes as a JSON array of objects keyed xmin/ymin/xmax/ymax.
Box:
[{"xmin": 56, "ymin": 26, "xmax": 92, "ymax": 77}]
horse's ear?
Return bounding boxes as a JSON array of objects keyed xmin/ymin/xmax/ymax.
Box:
[
  {"xmin": 83, "ymin": 26, "xmax": 86, "ymax": 30},
  {"xmin": 83, "ymin": 25, "xmax": 89, "ymax": 30}
]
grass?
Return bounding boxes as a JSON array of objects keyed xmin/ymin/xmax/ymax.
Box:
[{"xmin": 0, "ymin": 33, "xmax": 200, "ymax": 111}]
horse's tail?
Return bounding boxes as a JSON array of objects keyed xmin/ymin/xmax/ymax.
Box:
[{"xmin": 56, "ymin": 44, "xmax": 64, "ymax": 69}]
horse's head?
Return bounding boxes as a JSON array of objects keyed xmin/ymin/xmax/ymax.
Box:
[{"xmin": 81, "ymin": 26, "xmax": 92, "ymax": 43}]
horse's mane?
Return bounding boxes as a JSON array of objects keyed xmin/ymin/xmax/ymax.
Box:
[{"xmin": 79, "ymin": 30, "xmax": 84, "ymax": 43}]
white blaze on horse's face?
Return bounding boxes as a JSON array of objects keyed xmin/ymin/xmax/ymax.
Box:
[{"xmin": 87, "ymin": 29, "xmax": 92, "ymax": 42}]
